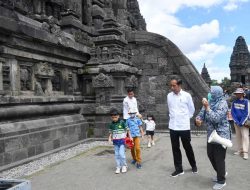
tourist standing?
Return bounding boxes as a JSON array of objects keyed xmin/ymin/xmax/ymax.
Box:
[
  {"xmin": 123, "ymin": 88, "xmax": 139, "ymax": 121},
  {"xmin": 167, "ymin": 78, "xmax": 198, "ymax": 177},
  {"xmin": 231, "ymin": 88, "xmax": 249, "ymax": 160},
  {"xmin": 126, "ymin": 108, "xmax": 144, "ymax": 169},
  {"xmin": 108, "ymin": 109, "xmax": 131, "ymax": 174},
  {"xmin": 196, "ymin": 86, "xmax": 231, "ymax": 190}
]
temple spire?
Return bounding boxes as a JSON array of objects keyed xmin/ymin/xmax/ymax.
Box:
[
  {"xmin": 229, "ymin": 36, "xmax": 250, "ymax": 85},
  {"xmin": 201, "ymin": 63, "xmax": 212, "ymax": 87}
]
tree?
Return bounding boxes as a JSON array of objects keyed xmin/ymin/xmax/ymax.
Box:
[
  {"xmin": 219, "ymin": 77, "xmax": 231, "ymax": 90},
  {"xmin": 211, "ymin": 80, "xmax": 218, "ymax": 85}
]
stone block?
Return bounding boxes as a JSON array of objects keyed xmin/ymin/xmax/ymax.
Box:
[
  {"xmin": 0, "ymin": 153, "xmax": 3, "ymax": 166},
  {"xmin": 29, "ymin": 133, "xmax": 41, "ymax": 145},
  {"xmin": 4, "ymin": 137, "xmax": 20, "ymax": 152},
  {"xmin": 56, "ymin": 127, "xmax": 69, "ymax": 139},
  {"xmin": 12, "ymin": 149, "xmax": 28, "ymax": 162},
  {"xmin": 68, "ymin": 125, "xmax": 77, "ymax": 135},
  {"xmin": 0, "ymin": 140, "xmax": 4, "ymax": 154},
  {"xmin": 35, "ymin": 144, "xmax": 44, "ymax": 155},
  {"xmin": 43, "ymin": 141, "xmax": 54, "ymax": 152},
  {"xmin": 59, "ymin": 137, "xmax": 69, "ymax": 147},
  {"xmin": 20, "ymin": 136, "xmax": 30, "ymax": 148},
  {"xmin": 28, "ymin": 146, "xmax": 36, "ymax": 157},
  {"xmin": 53, "ymin": 139, "xmax": 60, "ymax": 149},
  {"xmin": 40, "ymin": 131, "xmax": 52, "ymax": 142},
  {"xmin": 4, "ymin": 152, "xmax": 12, "ymax": 165}
]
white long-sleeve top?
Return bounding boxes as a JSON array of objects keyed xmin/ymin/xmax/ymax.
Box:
[
  {"xmin": 123, "ymin": 96, "xmax": 139, "ymax": 119},
  {"xmin": 167, "ymin": 89, "xmax": 195, "ymax": 131}
]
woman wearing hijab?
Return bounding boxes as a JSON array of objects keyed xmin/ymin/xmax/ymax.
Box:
[{"xmin": 195, "ymin": 86, "xmax": 231, "ymax": 190}]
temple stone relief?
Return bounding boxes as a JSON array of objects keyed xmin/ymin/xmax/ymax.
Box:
[{"xmin": 0, "ymin": 0, "xmax": 209, "ymax": 170}]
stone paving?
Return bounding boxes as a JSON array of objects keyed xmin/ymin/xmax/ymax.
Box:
[{"xmin": 27, "ymin": 134, "xmax": 250, "ymax": 190}]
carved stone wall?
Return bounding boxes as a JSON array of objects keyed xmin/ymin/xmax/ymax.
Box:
[{"xmin": 0, "ymin": 0, "xmax": 208, "ymax": 170}]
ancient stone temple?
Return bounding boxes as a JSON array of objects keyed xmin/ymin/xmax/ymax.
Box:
[
  {"xmin": 0, "ymin": 0, "xmax": 209, "ymax": 170},
  {"xmin": 230, "ymin": 36, "xmax": 250, "ymax": 86},
  {"xmin": 201, "ymin": 63, "xmax": 212, "ymax": 87}
]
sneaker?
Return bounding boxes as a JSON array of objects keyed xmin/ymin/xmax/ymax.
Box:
[
  {"xmin": 136, "ymin": 163, "xmax": 142, "ymax": 169},
  {"xmin": 212, "ymin": 172, "xmax": 228, "ymax": 182},
  {"xmin": 192, "ymin": 166, "xmax": 198, "ymax": 174},
  {"xmin": 213, "ymin": 182, "xmax": 226, "ymax": 190},
  {"xmin": 152, "ymin": 141, "xmax": 155, "ymax": 146},
  {"xmin": 170, "ymin": 170, "xmax": 184, "ymax": 177},
  {"xmin": 233, "ymin": 151, "xmax": 242, "ymax": 155},
  {"xmin": 243, "ymin": 153, "xmax": 248, "ymax": 160},
  {"xmin": 121, "ymin": 166, "xmax": 127, "ymax": 173},
  {"xmin": 131, "ymin": 160, "xmax": 136, "ymax": 165},
  {"xmin": 148, "ymin": 142, "xmax": 151, "ymax": 148},
  {"xmin": 115, "ymin": 167, "xmax": 121, "ymax": 174}
]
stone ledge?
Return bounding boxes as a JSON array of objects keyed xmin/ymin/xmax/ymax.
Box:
[{"xmin": 0, "ymin": 137, "xmax": 106, "ymax": 172}]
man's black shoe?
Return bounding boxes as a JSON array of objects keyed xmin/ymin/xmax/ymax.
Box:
[
  {"xmin": 192, "ymin": 166, "xmax": 198, "ymax": 174},
  {"xmin": 170, "ymin": 170, "xmax": 184, "ymax": 177}
]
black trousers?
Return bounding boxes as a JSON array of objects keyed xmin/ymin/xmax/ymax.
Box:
[
  {"xmin": 207, "ymin": 143, "xmax": 226, "ymax": 184},
  {"xmin": 170, "ymin": 129, "xmax": 197, "ymax": 172}
]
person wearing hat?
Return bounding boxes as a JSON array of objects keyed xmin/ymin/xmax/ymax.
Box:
[
  {"xmin": 126, "ymin": 107, "xmax": 144, "ymax": 169},
  {"xmin": 231, "ymin": 88, "xmax": 249, "ymax": 160}
]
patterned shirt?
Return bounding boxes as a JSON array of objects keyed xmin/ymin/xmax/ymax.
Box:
[
  {"xmin": 196, "ymin": 99, "xmax": 231, "ymax": 140},
  {"xmin": 126, "ymin": 117, "xmax": 143, "ymax": 137},
  {"xmin": 109, "ymin": 120, "xmax": 128, "ymax": 145}
]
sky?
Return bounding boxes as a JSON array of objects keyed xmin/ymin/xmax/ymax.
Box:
[{"xmin": 137, "ymin": 0, "xmax": 250, "ymax": 82}]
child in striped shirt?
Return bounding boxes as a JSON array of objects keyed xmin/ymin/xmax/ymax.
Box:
[{"xmin": 108, "ymin": 109, "xmax": 132, "ymax": 174}]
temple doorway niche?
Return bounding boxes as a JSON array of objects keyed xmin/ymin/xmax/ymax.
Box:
[{"xmin": 241, "ymin": 75, "xmax": 246, "ymax": 84}]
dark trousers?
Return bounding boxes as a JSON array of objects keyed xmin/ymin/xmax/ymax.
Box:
[
  {"xmin": 170, "ymin": 129, "xmax": 197, "ymax": 172},
  {"xmin": 207, "ymin": 143, "xmax": 226, "ymax": 184}
]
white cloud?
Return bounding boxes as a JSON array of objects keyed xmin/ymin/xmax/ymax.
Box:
[
  {"xmin": 208, "ymin": 67, "xmax": 231, "ymax": 82},
  {"xmin": 138, "ymin": 0, "xmax": 224, "ymax": 15},
  {"xmin": 223, "ymin": 2, "xmax": 238, "ymax": 11},
  {"xmin": 187, "ymin": 43, "xmax": 230, "ymax": 63},
  {"xmin": 137, "ymin": 0, "xmax": 249, "ymax": 81},
  {"xmin": 223, "ymin": 0, "xmax": 250, "ymax": 11}
]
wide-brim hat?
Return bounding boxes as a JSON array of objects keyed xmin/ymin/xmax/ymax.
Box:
[{"xmin": 233, "ymin": 88, "xmax": 245, "ymax": 94}]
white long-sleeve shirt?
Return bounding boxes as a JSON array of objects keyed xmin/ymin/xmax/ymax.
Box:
[
  {"xmin": 123, "ymin": 96, "xmax": 139, "ymax": 119},
  {"xmin": 167, "ymin": 89, "xmax": 195, "ymax": 131}
]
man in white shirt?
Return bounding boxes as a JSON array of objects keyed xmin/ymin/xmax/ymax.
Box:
[
  {"xmin": 123, "ymin": 88, "xmax": 139, "ymax": 120},
  {"xmin": 167, "ymin": 78, "xmax": 198, "ymax": 177}
]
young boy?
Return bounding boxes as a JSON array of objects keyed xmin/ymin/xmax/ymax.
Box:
[
  {"xmin": 126, "ymin": 108, "xmax": 144, "ymax": 169},
  {"xmin": 108, "ymin": 109, "xmax": 131, "ymax": 174}
]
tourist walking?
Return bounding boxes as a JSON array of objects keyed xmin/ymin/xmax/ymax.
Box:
[
  {"xmin": 167, "ymin": 78, "xmax": 198, "ymax": 177},
  {"xmin": 123, "ymin": 88, "xmax": 139, "ymax": 121},
  {"xmin": 231, "ymin": 88, "xmax": 249, "ymax": 160},
  {"xmin": 141, "ymin": 114, "xmax": 156, "ymax": 148},
  {"xmin": 126, "ymin": 108, "xmax": 144, "ymax": 169},
  {"xmin": 196, "ymin": 86, "xmax": 231, "ymax": 190},
  {"xmin": 108, "ymin": 109, "xmax": 131, "ymax": 174}
]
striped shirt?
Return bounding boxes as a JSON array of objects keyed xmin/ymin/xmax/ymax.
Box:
[{"xmin": 109, "ymin": 120, "xmax": 128, "ymax": 145}]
